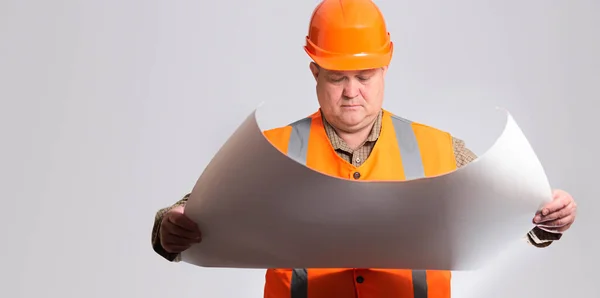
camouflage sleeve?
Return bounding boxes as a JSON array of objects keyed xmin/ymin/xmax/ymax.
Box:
[
  {"xmin": 452, "ymin": 137, "xmax": 559, "ymax": 248},
  {"xmin": 151, "ymin": 193, "xmax": 191, "ymax": 262}
]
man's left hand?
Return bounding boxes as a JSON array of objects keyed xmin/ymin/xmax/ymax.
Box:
[{"xmin": 533, "ymin": 189, "xmax": 577, "ymax": 233}]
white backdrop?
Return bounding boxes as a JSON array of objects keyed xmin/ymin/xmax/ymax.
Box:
[{"xmin": 1, "ymin": 0, "xmax": 598, "ymax": 297}]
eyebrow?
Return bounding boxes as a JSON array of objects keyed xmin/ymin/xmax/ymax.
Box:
[
  {"xmin": 326, "ymin": 71, "xmax": 344, "ymax": 76},
  {"xmin": 327, "ymin": 70, "xmax": 375, "ymax": 77},
  {"xmin": 358, "ymin": 69, "xmax": 377, "ymax": 75}
]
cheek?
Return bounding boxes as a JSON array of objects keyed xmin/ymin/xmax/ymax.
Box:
[
  {"xmin": 319, "ymin": 86, "xmax": 343, "ymax": 106},
  {"xmin": 364, "ymin": 79, "xmax": 385, "ymax": 101},
  {"xmin": 359, "ymin": 85, "xmax": 378, "ymax": 103}
]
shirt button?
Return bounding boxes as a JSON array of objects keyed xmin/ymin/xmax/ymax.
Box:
[
  {"xmin": 356, "ymin": 276, "xmax": 364, "ymax": 283},
  {"xmin": 355, "ymin": 157, "xmax": 361, "ymax": 163},
  {"xmin": 353, "ymin": 172, "xmax": 361, "ymax": 179}
]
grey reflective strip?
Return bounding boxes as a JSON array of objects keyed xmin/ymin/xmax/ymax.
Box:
[
  {"xmin": 288, "ymin": 119, "xmax": 310, "ymax": 298},
  {"xmin": 392, "ymin": 115, "xmax": 428, "ymax": 298},
  {"xmin": 287, "ymin": 117, "xmax": 312, "ymax": 165},
  {"xmin": 390, "ymin": 115, "xmax": 425, "ymax": 180},
  {"xmin": 412, "ymin": 270, "xmax": 428, "ymax": 298},
  {"xmin": 291, "ymin": 269, "xmax": 308, "ymax": 298}
]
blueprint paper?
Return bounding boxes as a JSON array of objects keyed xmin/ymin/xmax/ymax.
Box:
[{"xmin": 180, "ymin": 107, "xmax": 552, "ymax": 270}]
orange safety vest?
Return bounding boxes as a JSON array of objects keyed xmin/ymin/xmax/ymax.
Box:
[{"xmin": 262, "ymin": 109, "xmax": 457, "ymax": 298}]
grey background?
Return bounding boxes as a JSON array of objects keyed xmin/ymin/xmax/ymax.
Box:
[{"xmin": 1, "ymin": 0, "xmax": 598, "ymax": 297}]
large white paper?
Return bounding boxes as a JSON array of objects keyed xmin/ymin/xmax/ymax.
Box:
[{"xmin": 181, "ymin": 107, "xmax": 552, "ymax": 270}]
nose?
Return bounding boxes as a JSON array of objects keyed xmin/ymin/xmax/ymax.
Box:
[{"xmin": 342, "ymin": 79, "xmax": 360, "ymax": 99}]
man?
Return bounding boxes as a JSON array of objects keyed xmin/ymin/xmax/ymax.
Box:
[{"xmin": 151, "ymin": 0, "xmax": 578, "ymax": 297}]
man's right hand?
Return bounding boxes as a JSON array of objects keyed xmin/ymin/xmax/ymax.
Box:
[{"xmin": 159, "ymin": 205, "xmax": 202, "ymax": 253}]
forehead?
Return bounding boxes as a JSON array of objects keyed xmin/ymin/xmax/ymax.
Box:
[{"xmin": 323, "ymin": 67, "xmax": 379, "ymax": 76}]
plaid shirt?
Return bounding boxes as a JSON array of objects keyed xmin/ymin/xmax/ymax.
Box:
[{"xmin": 151, "ymin": 110, "xmax": 561, "ymax": 262}]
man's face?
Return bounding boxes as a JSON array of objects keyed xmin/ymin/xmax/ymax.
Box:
[{"xmin": 310, "ymin": 63, "xmax": 387, "ymax": 133}]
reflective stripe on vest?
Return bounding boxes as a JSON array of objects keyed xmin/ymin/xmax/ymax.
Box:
[
  {"xmin": 287, "ymin": 117, "xmax": 312, "ymax": 165},
  {"xmin": 286, "ymin": 115, "xmax": 428, "ymax": 298}
]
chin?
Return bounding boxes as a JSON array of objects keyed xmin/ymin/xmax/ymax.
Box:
[{"xmin": 339, "ymin": 114, "xmax": 365, "ymax": 127}]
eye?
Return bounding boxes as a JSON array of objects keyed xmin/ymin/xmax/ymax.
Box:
[
  {"xmin": 357, "ymin": 76, "xmax": 370, "ymax": 82},
  {"xmin": 329, "ymin": 76, "xmax": 344, "ymax": 83}
]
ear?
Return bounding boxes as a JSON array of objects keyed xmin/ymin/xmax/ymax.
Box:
[
  {"xmin": 381, "ymin": 66, "xmax": 388, "ymax": 76},
  {"xmin": 309, "ymin": 62, "xmax": 320, "ymax": 81}
]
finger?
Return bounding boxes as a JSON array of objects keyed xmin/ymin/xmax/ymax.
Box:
[
  {"xmin": 163, "ymin": 243, "xmax": 192, "ymax": 253},
  {"xmin": 165, "ymin": 225, "xmax": 202, "ymax": 241},
  {"xmin": 168, "ymin": 213, "xmax": 200, "ymax": 232},
  {"xmin": 534, "ymin": 206, "xmax": 570, "ymax": 223},
  {"xmin": 537, "ymin": 214, "xmax": 575, "ymax": 229},
  {"xmin": 538, "ymin": 221, "xmax": 572, "ymax": 233},
  {"xmin": 552, "ymin": 223, "xmax": 572, "ymax": 233},
  {"xmin": 166, "ymin": 231, "xmax": 201, "ymax": 244},
  {"xmin": 556, "ymin": 222, "xmax": 573, "ymax": 233},
  {"xmin": 540, "ymin": 195, "xmax": 571, "ymax": 216},
  {"xmin": 161, "ymin": 230, "xmax": 201, "ymax": 247}
]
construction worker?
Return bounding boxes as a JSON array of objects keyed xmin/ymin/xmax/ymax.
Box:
[{"xmin": 151, "ymin": 0, "xmax": 578, "ymax": 297}]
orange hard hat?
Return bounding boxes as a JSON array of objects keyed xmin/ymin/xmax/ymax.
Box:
[{"xmin": 304, "ymin": 0, "xmax": 393, "ymax": 71}]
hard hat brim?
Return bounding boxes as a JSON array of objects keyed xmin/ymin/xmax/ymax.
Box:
[{"xmin": 304, "ymin": 42, "xmax": 393, "ymax": 71}]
